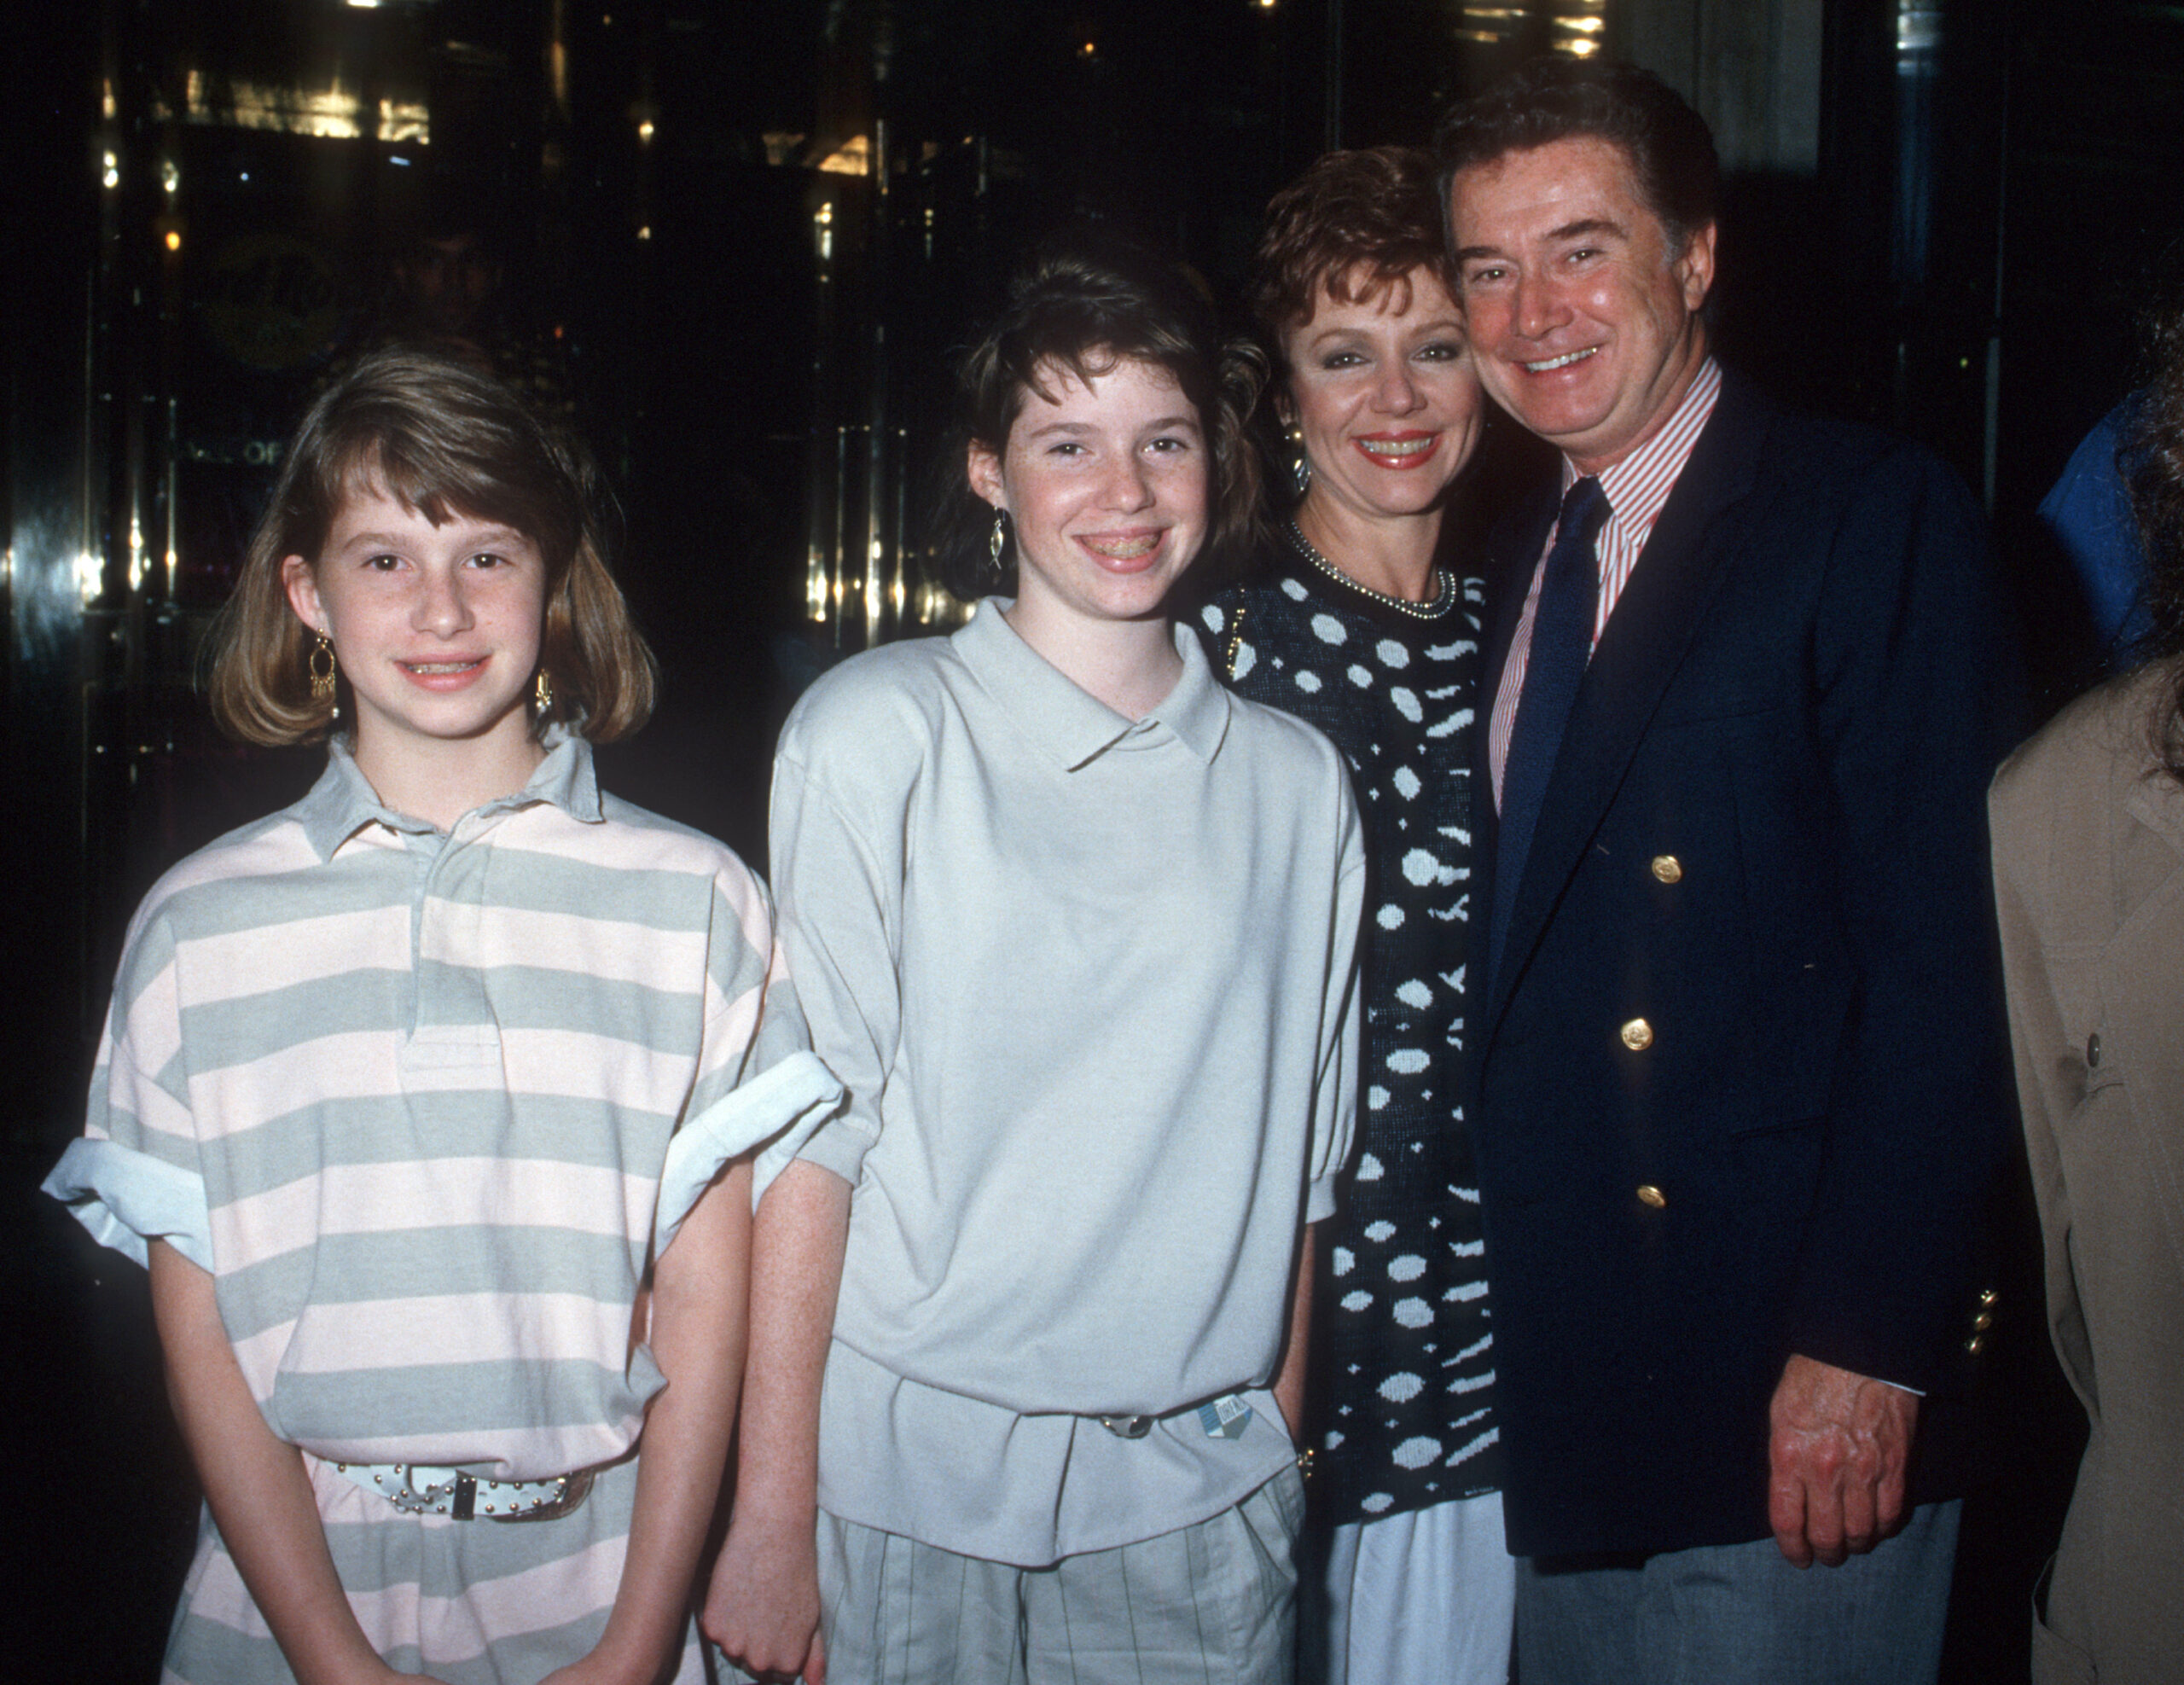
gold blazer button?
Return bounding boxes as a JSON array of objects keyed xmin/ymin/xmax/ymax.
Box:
[
  {"xmin": 1620, "ymin": 1017, "xmax": 1654, "ymax": 1051},
  {"xmin": 1651, "ymin": 854, "xmax": 1683, "ymax": 883},
  {"xmin": 1636, "ymin": 1184, "xmax": 1667, "ymax": 1209}
]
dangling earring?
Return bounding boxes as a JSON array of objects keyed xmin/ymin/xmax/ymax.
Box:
[
  {"xmin": 1286, "ymin": 423, "xmax": 1312, "ymax": 498},
  {"xmin": 988, "ymin": 508, "xmax": 1009, "ymax": 578},
  {"xmin": 310, "ymin": 634, "xmax": 339, "ymax": 717},
  {"xmin": 533, "ymin": 668, "xmax": 555, "ymax": 718}
]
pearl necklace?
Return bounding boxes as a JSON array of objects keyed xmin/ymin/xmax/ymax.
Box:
[{"xmin": 1284, "ymin": 520, "xmax": 1455, "ymax": 621}]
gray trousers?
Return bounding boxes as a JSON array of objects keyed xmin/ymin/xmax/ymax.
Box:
[
  {"xmin": 816, "ymin": 1468, "xmax": 1304, "ymax": 1685},
  {"xmin": 1514, "ymin": 1499, "xmax": 1961, "ymax": 1685}
]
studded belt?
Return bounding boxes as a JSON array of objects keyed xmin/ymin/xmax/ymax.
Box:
[{"xmin": 328, "ymin": 1460, "xmax": 596, "ymax": 1520}]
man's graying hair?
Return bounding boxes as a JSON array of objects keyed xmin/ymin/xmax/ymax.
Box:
[{"xmin": 1435, "ymin": 57, "xmax": 1721, "ymax": 253}]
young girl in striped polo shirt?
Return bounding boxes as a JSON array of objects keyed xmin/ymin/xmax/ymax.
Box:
[{"xmin": 45, "ymin": 347, "xmax": 839, "ymax": 1685}]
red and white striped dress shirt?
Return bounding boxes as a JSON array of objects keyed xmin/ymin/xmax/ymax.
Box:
[{"xmin": 1488, "ymin": 357, "xmax": 1722, "ymax": 811}]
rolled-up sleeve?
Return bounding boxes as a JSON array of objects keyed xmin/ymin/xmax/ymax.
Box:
[
  {"xmin": 769, "ymin": 743, "xmax": 902, "ymax": 1188},
  {"xmin": 46, "ymin": 911, "xmax": 212, "ymax": 1270}
]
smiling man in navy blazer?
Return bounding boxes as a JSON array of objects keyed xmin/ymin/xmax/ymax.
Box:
[{"xmin": 1438, "ymin": 58, "xmax": 2018, "ymax": 1682}]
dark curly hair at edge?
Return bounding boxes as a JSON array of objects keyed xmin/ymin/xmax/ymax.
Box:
[
  {"xmin": 2125, "ymin": 288, "xmax": 2184, "ymax": 778},
  {"xmin": 929, "ymin": 228, "xmax": 1263, "ymax": 603}
]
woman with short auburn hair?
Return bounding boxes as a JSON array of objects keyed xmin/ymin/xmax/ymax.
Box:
[{"xmin": 1198, "ymin": 146, "xmax": 1510, "ymax": 1685}]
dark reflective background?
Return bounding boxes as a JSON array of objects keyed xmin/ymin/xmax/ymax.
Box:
[{"xmin": 8, "ymin": 3, "xmax": 2182, "ymax": 1678}]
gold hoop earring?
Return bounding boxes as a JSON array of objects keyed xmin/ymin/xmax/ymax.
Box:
[
  {"xmin": 310, "ymin": 635, "xmax": 338, "ymax": 706},
  {"xmin": 533, "ymin": 668, "xmax": 554, "ymax": 718}
]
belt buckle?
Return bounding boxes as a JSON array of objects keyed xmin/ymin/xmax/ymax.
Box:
[
  {"xmin": 388, "ymin": 1464, "xmax": 459, "ymax": 1515},
  {"xmin": 1099, "ymin": 1414, "xmax": 1154, "ymax": 1439},
  {"xmin": 376, "ymin": 1462, "xmax": 595, "ymax": 1520},
  {"xmin": 498, "ymin": 1467, "xmax": 595, "ymax": 1522}
]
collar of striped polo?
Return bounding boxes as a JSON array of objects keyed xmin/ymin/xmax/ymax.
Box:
[{"xmin": 297, "ymin": 724, "xmax": 603, "ymax": 859}]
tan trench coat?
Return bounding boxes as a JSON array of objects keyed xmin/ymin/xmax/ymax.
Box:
[{"xmin": 1991, "ymin": 663, "xmax": 2184, "ymax": 1685}]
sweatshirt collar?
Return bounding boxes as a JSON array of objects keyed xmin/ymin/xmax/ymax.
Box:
[{"xmin": 956, "ymin": 599, "xmax": 1231, "ymax": 770}]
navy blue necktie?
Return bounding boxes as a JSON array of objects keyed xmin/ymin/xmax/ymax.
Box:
[{"xmin": 1490, "ymin": 475, "xmax": 1610, "ymax": 987}]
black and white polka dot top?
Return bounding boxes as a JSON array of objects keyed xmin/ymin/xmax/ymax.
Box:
[{"xmin": 1198, "ymin": 543, "xmax": 1503, "ymax": 1524}]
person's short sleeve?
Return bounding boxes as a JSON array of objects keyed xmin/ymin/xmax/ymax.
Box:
[
  {"xmin": 652, "ymin": 857, "xmax": 845, "ymax": 1256},
  {"xmin": 44, "ymin": 912, "xmax": 212, "ymax": 1270},
  {"xmin": 766, "ymin": 738, "xmax": 902, "ymax": 1187},
  {"xmin": 43, "ymin": 1137, "xmax": 212, "ymax": 1270}
]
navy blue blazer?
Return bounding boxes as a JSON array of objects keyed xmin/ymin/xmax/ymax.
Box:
[{"xmin": 1468, "ymin": 368, "xmax": 2020, "ymax": 1558}]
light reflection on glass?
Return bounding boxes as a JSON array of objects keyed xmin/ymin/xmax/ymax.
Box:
[
  {"xmin": 1897, "ymin": 1, "xmax": 1942, "ymax": 56},
  {"xmin": 817, "ymin": 136, "xmax": 870, "ymax": 176},
  {"xmin": 377, "ymin": 98, "xmax": 428, "ymax": 142},
  {"xmin": 166, "ymin": 69, "xmax": 431, "ymax": 142},
  {"xmin": 1461, "ymin": 3, "xmax": 1605, "ymax": 49},
  {"xmin": 1549, "ymin": 0, "xmax": 1606, "ymax": 55}
]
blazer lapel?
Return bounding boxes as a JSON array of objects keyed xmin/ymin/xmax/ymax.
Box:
[
  {"xmin": 1482, "ymin": 373, "xmax": 1773, "ymax": 1037},
  {"xmin": 1472, "ymin": 484, "xmax": 1561, "ymax": 956}
]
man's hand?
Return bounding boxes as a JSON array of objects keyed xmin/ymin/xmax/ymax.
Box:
[{"xmin": 1767, "ymin": 1352, "xmax": 1918, "ymax": 1568}]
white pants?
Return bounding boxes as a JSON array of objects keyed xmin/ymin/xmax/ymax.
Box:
[{"xmin": 1305, "ymin": 1492, "xmax": 1515, "ymax": 1685}]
